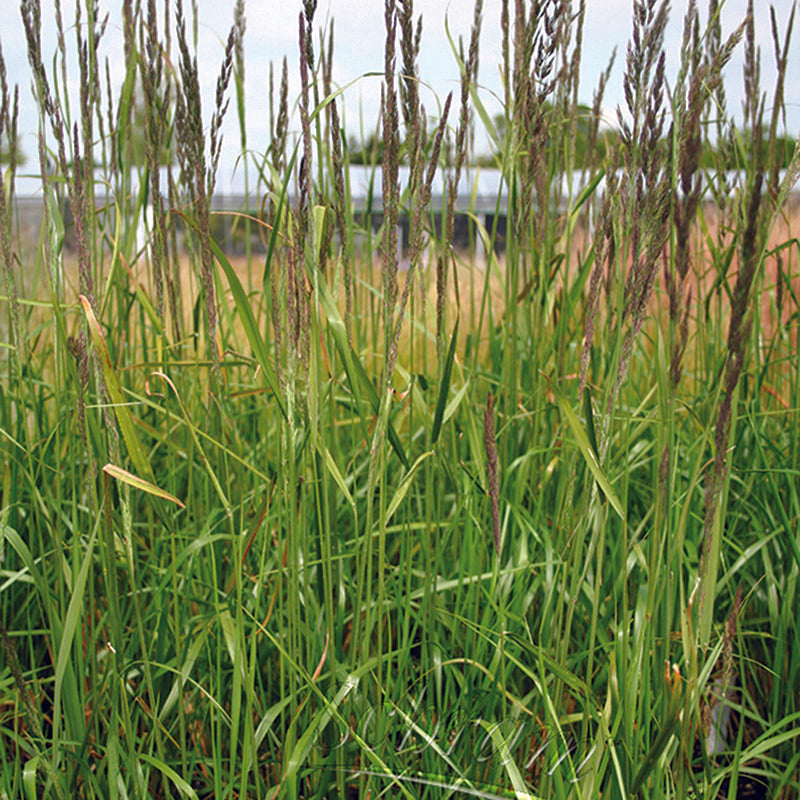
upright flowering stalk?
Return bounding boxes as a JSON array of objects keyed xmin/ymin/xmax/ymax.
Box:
[{"xmin": 484, "ymin": 392, "xmax": 502, "ymax": 556}]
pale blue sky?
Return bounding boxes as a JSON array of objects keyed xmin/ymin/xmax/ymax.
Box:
[{"xmin": 1, "ymin": 0, "xmax": 798, "ymax": 193}]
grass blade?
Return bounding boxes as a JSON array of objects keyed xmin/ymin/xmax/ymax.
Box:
[
  {"xmin": 432, "ymin": 316, "xmax": 459, "ymax": 445},
  {"xmin": 80, "ymin": 296, "xmax": 155, "ymax": 484},
  {"xmin": 102, "ymin": 463, "xmax": 186, "ymax": 508},
  {"xmin": 543, "ymin": 372, "xmax": 625, "ymax": 521}
]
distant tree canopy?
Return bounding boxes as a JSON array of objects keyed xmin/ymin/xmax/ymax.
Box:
[
  {"xmin": 127, "ymin": 80, "xmax": 175, "ymax": 168},
  {"xmin": 345, "ymin": 127, "xmax": 455, "ymax": 167},
  {"xmin": 346, "ymin": 133, "xmax": 384, "ymax": 166},
  {"xmin": 0, "ymin": 145, "xmax": 25, "ymax": 167},
  {"xmin": 346, "ymin": 107, "xmax": 616, "ymax": 169},
  {"xmin": 475, "ymin": 104, "xmax": 619, "ymax": 169},
  {"xmin": 473, "ymin": 105, "xmax": 798, "ymax": 174},
  {"xmin": 698, "ymin": 129, "xmax": 797, "ymax": 171}
]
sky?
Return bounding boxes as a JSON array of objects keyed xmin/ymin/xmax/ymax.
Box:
[{"xmin": 1, "ymin": 0, "xmax": 798, "ymax": 195}]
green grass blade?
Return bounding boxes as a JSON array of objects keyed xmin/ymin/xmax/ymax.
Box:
[
  {"xmin": 432, "ymin": 317, "xmax": 459, "ymax": 445},
  {"xmin": 308, "ymin": 251, "xmax": 410, "ymax": 469},
  {"xmin": 53, "ymin": 530, "xmax": 95, "ymax": 745},
  {"xmin": 102, "ymin": 463, "xmax": 185, "ymax": 508},
  {"xmin": 384, "ymin": 450, "xmax": 434, "ymax": 525},
  {"xmin": 138, "ymin": 753, "xmax": 199, "ymax": 800},
  {"xmin": 80, "ymin": 296, "xmax": 155, "ymax": 484},
  {"xmin": 210, "ymin": 238, "xmax": 286, "ymax": 420},
  {"xmin": 543, "ymin": 372, "xmax": 625, "ymax": 521},
  {"xmin": 480, "ymin": 720, "xmax": 545, "ymax": 800}
]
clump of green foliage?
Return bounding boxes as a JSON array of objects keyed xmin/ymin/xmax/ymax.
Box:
[{"xmin": 1, "ymin": 0, "xmax": 799, "ymax": 798}]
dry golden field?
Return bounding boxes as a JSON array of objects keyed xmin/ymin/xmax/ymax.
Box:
[{"xmin": 14, "ymin": 195, "xmax": 799, "ymax": 386}]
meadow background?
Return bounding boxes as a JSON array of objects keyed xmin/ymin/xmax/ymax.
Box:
[{"xmin": 1, "ymin": 0, "xmax": 800, "ymax": 798}]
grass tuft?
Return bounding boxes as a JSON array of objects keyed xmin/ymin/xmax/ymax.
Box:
[{"xmin": 1, "ymin": 1, "xmax": 799, "ymax": 798}]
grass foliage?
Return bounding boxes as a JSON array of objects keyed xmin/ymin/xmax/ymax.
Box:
[{"xmin": 2, "ymin": 0, "xmax": 800, "ymax": 797}]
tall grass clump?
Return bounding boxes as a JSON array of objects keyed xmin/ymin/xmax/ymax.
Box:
[{"xmin": 1, "ymin": 0, "xmax": 799, "ymax": 798}]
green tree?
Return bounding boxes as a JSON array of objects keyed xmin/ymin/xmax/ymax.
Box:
[
  {"xmin": 346, "ymin": 132, "xmax": 384, "ymax": 166},
  {"xmin": 699, "ymin": 127, "xmax": 798, "ymax": 171},
  {"xmin": 476, "ymin": 105, "xmax": 618, "ymax": 169},
  {"xmin": 0, "ymin": 144, "xmax": 25, "ymax": 167},
  {"xmin": 128, "ymin": 80, "xmax": 175, "ymax": 167}
]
